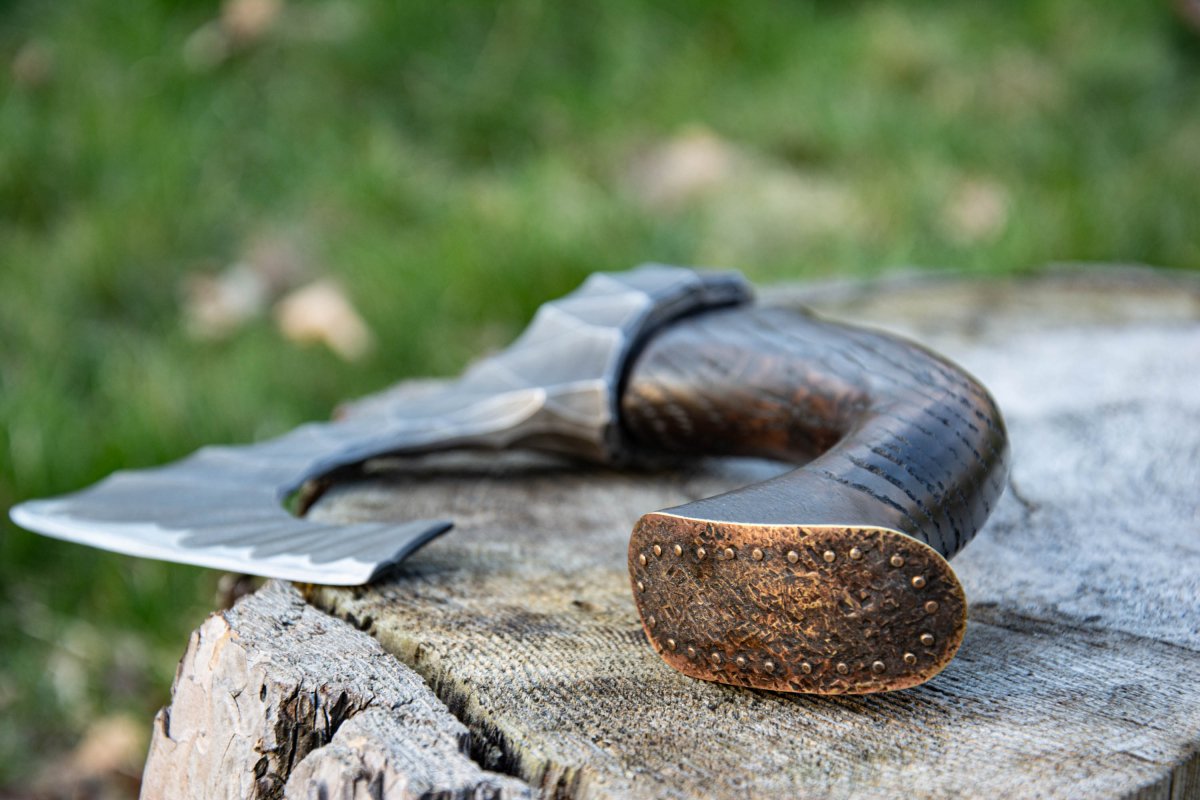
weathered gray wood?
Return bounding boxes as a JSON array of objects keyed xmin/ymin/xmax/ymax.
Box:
[
  {"xmin": 150, "ymin": 268, "xmax": 1200, "ymax": 799},
  {"xmin": 141, "ymin": 580, "xmax": 532, "ymax": 799}
]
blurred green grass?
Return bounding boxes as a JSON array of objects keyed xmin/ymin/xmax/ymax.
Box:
[{"xmin": 2, "ymin": 0, "xmax": 1199, "ymax": 790}]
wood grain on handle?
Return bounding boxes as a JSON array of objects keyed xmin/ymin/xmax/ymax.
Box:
[{"xmin": 621, "ymin": 306, "xmax": 1009, "ymax": 694}]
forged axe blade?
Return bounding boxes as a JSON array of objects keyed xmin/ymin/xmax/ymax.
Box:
[
  {"xmin": 10, "ymin": 439, "xmax": 454, "ymax": 585},
  {"xmin": 8, "ymin": 266, "xmax": 751, "ymax": 585}
]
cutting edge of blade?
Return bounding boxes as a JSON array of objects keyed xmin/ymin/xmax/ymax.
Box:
[{"xmin": 8, "ymin": 500, "xmax": 452, "ymax": 586}]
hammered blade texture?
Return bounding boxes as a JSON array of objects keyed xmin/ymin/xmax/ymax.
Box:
[{"xmin": 10, "ymin": 266, "xmax": 751, "ymax": 584}]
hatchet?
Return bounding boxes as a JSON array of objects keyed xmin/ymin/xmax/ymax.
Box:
[{"xmin": 9, "ymin": 265, "xmax": 1008, "ymax": 693}]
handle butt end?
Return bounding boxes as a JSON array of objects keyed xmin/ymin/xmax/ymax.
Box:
[{"xmin": 629, "ymin": 512, "xmax": 966, "ymax": 694}]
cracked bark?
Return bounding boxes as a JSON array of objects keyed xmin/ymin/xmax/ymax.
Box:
[{"xmin": 146, "ymin": 268, "xmax": 1200, "ymax": 799}]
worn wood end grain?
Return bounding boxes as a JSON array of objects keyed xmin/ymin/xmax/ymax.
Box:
[
  {"xmin": 141, "ymin": 580, "xmax": 530, "ymax": 799},
  {"xmin": 147, "ymin": 267, "xmax": 1200, "ymax": 800}
]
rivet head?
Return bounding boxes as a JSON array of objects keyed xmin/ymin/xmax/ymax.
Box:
[
  {"xmin": 736, "ymin": 656, "xmax": 747, "ymax": 668},
  {"xmin": 764, "ymin": 660, "xmax": 776, "ymax": 673},
  {"xmin": 903, "ymin": 652, "xmax": 917, "ymax": 665},
  {"xmin": 872, "ymin": 660, "xmax": 886, "ymax": 674},
  {"xmin": 920, "ymin": 633, "xmax": 935, "ymax": 647},
  {"xmin": 638, "ymin": 554, "xmax": 647, "ymax": 566},
  {"xmin": 636, "ymin": 581, "xmax": 645, "ymax": 592},
  {"xmin": 836, "ymin": 662, "xmax": 849, "ymax": 675},
  {"xmin": 666, "ymin": 638, "xmax": 677, "ymax": 651},
  {"xmin": 890, "ymin": 555, "xmax": 905, "ymax": 568},
  {"xmin": 711, "ymin": 652, "xmax": 722, "ymax": 666},
  {"xmin": 751, "ymin": 548, "xmax": 764, "ymax": 561},
  {"xmin": 696, "ymin": 547, "xmax": 707, "ymax": 560},
  {"xmin": 823, "ymin": 550, "xmax": 836, "ymax": 563},
  {"xmin": 647, "ymin": 616, "xmax": 657, "ymax": 629},
  {"xmin": 724, "ymin": 547, "xmax": 735, "ymax": 560},
  {"xmin": 673, "ymin": 544, "xmax": 683, "ymax": 556},
  {"xmin": 652, "ymin": 545, "xmax": 662, "ymax": 557},
  {"xmin": 787, "ymin": 550, "xmax": 799, "ymax": 564},
  {"xmin": 912, "ymin": 575, "xmax": 927, "ymax": 589},
  {"xmin": 849, "ymin": 547, "xmax": 863, "ymax": 560},
  {"xmin": 800, "ymin": 662, "xmax": 812, "ymax": 674},
  {"xmin": 687, "ymin": 646, "xmax": 697, "ymax": 659},
  {"xmin": 924, "ymin": 600, "xmax": 939, "ymax": 614}
]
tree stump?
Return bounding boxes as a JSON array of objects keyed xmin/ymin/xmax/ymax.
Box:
[{"xmin": 143, "ymin": 267, "xmax": 1200, "ymax": 800}]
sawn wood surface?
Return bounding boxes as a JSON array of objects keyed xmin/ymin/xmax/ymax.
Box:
[{"xmin": 143, "ymin": 268, "xmax": 1200, "ymax": 800}]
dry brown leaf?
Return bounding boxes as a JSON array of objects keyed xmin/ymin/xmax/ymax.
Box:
[
  {"xmin": 274, "ymin": 279, "xmax": 373, "ymax": 361},
  {"xmin": 222, "ymin": 0, "xmax": 284, "ymax": 44},
  {"xmin": 181, "ymin": 233, "xmax": 310, "ymax": 339},
  {"xmin": 1176, "ymin": 0, "xmax": 1200, "ymax": 35},
  {"xmin": 11, "ymin": 40, "xmax": 54, "ymax": 89},
  {"xmin": 626, "ymin": 128, "xmax": 737, "ymax": 211},
  {"xmin": 183, "ymin": 0, "xmax": 283, "ymax": 71},
  {"xmin": 182, "ymin": 264, "xmax": 272, "ymax": 340},
  {"xmin": 623, "ymin": 127, "xmax": 870, "ymax": 265},
  {"xmin": 69, "ymin": 716, "xmax": 146, "ymax": 780},
  {"xmin": 33, "ymin": 714, "xmax": 147, "ymax": 799},
  {"xmin": 942, "ymin": 178, "xmax": 1011, "ymax": 244}
]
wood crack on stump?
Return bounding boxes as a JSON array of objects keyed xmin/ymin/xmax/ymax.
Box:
[
  {"xmin": 142, "ymin": 581, "xmax": 533, "ymax": 799},
  {"xmin": 312, "ymin": 585, "xmax": 554, "ymax": 792},
  {"xmin": 307, "ymin": 572, "xmax": 608, "ymax": 799}
]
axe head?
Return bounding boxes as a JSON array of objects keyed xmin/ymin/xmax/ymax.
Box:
[{"xmin": 8, "ymin": 266, "xmax": 752, "ymax": 585}]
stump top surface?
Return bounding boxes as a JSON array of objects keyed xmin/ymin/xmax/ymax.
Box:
[{"xmin": 152, "ymin": 268, "xmax": 1200, "ymax": 800}]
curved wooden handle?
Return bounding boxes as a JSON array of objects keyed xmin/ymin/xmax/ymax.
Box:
[{"xmin": 621, "ymin": 305, "xmax": 1009, "ymax": 694}]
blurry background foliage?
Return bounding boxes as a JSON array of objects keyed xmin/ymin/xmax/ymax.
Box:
[{"xmin": 2, "ymin": 0, "xmax": 1199, "ymax": 793}]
